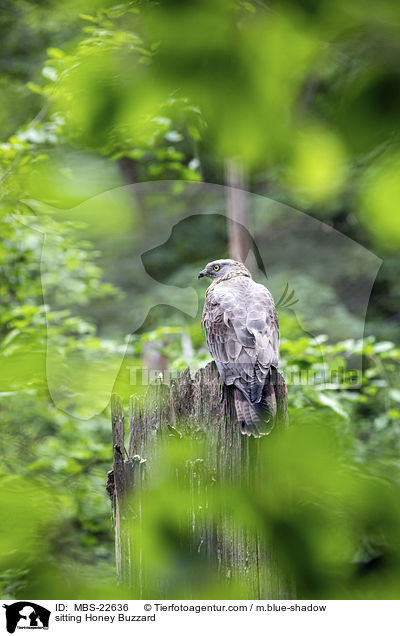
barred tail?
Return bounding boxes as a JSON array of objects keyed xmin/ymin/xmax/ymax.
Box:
[{"xmin": 234, "ymin": 373, "xmax": 277, "ymax": 437}]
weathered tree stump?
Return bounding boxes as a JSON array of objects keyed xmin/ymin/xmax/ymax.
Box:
[{"xmin": 106, "ymin": 361, "xmax": 290, "ymax": 598}]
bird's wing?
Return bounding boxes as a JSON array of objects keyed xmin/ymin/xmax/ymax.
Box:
[{"xmin": 202, "ymin": 277, "xmax": 278, "ymax": 404}]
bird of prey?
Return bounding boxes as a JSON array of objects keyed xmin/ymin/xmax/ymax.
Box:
[{"xmin": 198, "ymin": 259, "xmax": 279, "ymax": 437}]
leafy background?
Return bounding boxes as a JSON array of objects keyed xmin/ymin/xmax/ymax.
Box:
[{"xmin": 0, "ymin": 0, "xmax": 400, "ymax": 599}]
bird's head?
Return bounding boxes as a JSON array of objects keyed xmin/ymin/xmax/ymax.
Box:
[{"xmin": 198, "ymin": 259, "xmax": 251, "ymax": 281}]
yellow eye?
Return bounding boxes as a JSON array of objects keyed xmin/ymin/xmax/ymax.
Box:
[{"xmin": 213, "ymin": 265, "xmax": 220, "ymax": 271}]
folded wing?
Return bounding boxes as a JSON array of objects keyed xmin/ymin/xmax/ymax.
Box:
[{"xmin": 202, "ymin": 277, "xmax": 279, "ymax": 408}]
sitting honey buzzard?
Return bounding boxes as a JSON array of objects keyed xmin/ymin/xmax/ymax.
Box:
[{"xmin": 198, "ymin": 259, "xmax": 279, "ymax": 437}]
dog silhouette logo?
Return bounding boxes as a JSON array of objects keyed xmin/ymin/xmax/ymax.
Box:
[{"xmin": 3, "ymin": 602, "xmax": 50, "ymax": 633}]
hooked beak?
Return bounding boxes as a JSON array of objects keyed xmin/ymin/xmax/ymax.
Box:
[{"xmin": 198, "ymin": 269, "xmax": 207, "ymax": 279}]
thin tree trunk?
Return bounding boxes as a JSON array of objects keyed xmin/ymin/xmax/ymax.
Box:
[{"xmin": 225, "ymin": 158, "xmax": 250, "ymax": 264}]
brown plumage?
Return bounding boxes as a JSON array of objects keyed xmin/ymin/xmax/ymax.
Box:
[{"xmin": 198, "ymin": 259, "xmax": 279, "ymax": 437}]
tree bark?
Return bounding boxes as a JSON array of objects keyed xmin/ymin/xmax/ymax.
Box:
[{"xmin": 107, "ymin": 362, "xmax": 291, "ymax": 598}]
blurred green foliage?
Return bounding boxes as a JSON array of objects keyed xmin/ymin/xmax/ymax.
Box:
[
  {"xmin": 0, "ymin": 0, "xmax": 399, "ymax": 600},
  {"xmin": 125, "ymin": 420, "xmax": 400, "ymax": 599}
]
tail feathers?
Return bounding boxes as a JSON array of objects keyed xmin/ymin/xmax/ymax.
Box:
[
  {"xmin": 253, "ymin": 377, "xmax": 277, "ymax": 421},
  {"xmin": 234, "ymin": 375, "xmax": 277, "ymax": 438}
]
